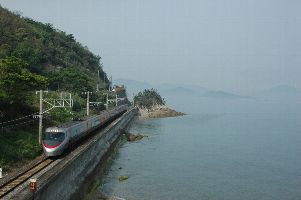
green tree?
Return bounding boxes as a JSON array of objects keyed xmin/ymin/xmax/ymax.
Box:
[
  {"xmin": 134, "ymin": 89, "xmax": 165, "ymax": 109},
  {"xmin": 47, "ymin": 67, "xmax": 94, "ymax": 92},
  {"xmin": 12, "ymin": 40, "xmax": 43, "ymax": 67},
  {"xmin": 0, "ymin": 56, "xmax": 47, "ymax": 105}
]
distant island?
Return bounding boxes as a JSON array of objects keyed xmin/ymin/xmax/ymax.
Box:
[
  {"xmin": 115, "ymin": 79, "xmax": 250, "ymax": 99},
  {"xmin": 133, "ymin": 89, "xmax": 185, "ymax": 119},
  {"xmin": 201, "ymin": 90, "xmax": 249, "ymax": 99}
]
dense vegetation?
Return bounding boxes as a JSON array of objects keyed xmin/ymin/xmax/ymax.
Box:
[
  {"xmin": 0, "ymin": 6, "xmax": 112, "ymax": 170},
  {"xmin": 0, "ymin": 5, "xmax": 109, "ymax": 120},
  {"xmin": 134, "ymin": 89, "xmax": 165, "ymax": 109},
  {"xmin": 0, "ymin": 6, "xmax": 108, "ymax": 119},
  {"xmin": 0, "ymin": 129, "xmax": 42, "ymax": 170}
]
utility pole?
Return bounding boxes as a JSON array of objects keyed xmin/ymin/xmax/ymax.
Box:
[
  {"xmin": 102, "ymin": 73, "xmax": 106, "ymax": 89},
  {"xmin": 110, "ymin": 76, "xmax": 112, "ymax": 91},
  {"xmin": 36, "ymin": 90, "xmax": 48, "ymax": 145},
  {"xmin": 96, "ymin": 70, "xmax": 100, "ymax": 92},
  {"xmin": 106, "ymin": 93, "xmax": 109, "ymax": 110},
  {"xmin": 82, "ymin": 91, "xmax": 92, "ymax": 116},
  {"xmin": 133, "ymin": 93, "xmax": 135, "ymax": 107}
]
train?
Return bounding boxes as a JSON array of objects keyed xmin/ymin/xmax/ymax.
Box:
[{"xmin": 42, "ymin": 105, "xmax": 128, "ymax": 157}]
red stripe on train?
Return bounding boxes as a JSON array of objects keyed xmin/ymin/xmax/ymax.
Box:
[{"xmin": 43, "ymin": 143, "xmax": 60, "ymax": 148}]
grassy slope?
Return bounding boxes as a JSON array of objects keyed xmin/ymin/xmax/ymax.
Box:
[{"xmin": 0, "ymin": 128, "xmax": 41, "ymax": 171}]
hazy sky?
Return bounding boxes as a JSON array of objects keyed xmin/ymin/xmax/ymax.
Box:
[{"xmin": 1, "ymin": 0, "xmax": 300, "ymax": 94}]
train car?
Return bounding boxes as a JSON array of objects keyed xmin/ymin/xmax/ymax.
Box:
[{"xmin": 42, "ymin": 105, "xmax": 127, "ymax": 157}]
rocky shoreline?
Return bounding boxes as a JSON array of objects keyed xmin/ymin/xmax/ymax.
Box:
[{"xmin": 138, "ymin": 105, "xmax": 186, "ymax": 119}]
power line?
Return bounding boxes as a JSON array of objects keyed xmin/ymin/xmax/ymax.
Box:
[
  {"xmin": 0, "ymin": 112, "xmax": 39, "ymax": 125},
  {"xmin": 1, "ymin": 118, "xmax": 39, "ymax": 129}
]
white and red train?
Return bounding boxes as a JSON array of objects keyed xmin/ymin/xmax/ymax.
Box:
[{"xmin": 42, "ymin": 105, "xmax": 128, "ymax": 157}]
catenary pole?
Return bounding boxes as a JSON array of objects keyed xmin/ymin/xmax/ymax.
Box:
[
  {"xmin": 133, "ymin": 93, "xmax": 135, "ymax": 107},
  {"xmin": 36, "ymin": 90, "xmax": 48, "ymax": 145},
  {"xmin": 106, "ymin": 93, "xmax": 109, "ymax": 110},
  {"xmin": 96, "ymin": 70, "xmax": 99, "ymax": 92},
  {"xmin": 39, "ymin": 90, "xmax": 42, "ymax": 144},
  {"xmin": 82, "ymin": 91, "xmax": 92, "ymax": 116}
]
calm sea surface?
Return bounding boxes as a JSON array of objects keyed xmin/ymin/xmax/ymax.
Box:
[{"xmin": 94, "ymin": 97, "xmax": 301, "ymax": 200}]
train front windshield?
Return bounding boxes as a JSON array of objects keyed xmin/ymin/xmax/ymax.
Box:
[{"xmin": 43, "ymin": 132, "xmax": 65, "ymax": 147}]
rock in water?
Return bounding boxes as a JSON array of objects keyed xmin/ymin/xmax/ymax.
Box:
[
  {"xmin": 118, "ymin": 175, "xmax": 129, "ymax": 181},
  {"xmin": 126, "ymin": 134, "xmax": 145, "ymax": 142}
]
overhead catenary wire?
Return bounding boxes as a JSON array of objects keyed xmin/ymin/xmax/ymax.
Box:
[
  {"xmin": 0, "ymin": 112, "xmax": 39, "ymax": 125},
  {"xmin": 1, "ymin": 118, "xmax": 39, "ymax": 129},
  {"xmin": 0, "ymin": 101, "xmax": 59, "ymax": 127},
  {"xmin": 0, "ymin": 106, "xmax": 72, "ymax": 129}
]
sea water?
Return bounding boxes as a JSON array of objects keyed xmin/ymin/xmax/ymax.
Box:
[{"xmin": 94, "ymin": 97, "xmax": 301, "ymax": 200}]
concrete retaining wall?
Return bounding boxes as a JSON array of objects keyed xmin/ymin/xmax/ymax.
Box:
[{"xmin": 17, "ymin": 108, "xmax": 137, "ymax": 200}]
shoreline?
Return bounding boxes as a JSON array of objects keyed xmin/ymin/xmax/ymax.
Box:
[{"xmin": 138, "ymin": 105, "xmax": 186, "ymax": 119}]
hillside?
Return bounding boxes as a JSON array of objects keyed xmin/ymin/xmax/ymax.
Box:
[
  {"xmin": 0, "ymin": 6, "xmax": 109, "ymax": 86},
  {"xmin": 0, "ymin": 6, "xmax": 110, "ymax": 119},
  {"xmin": 0, "ymin": 6, "xmax": 112, "ymax": 169}
]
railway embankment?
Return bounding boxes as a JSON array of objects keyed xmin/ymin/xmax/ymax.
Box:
[{"xmin": 11, "ymin": 108, "xmax": 137, "ymax": 200}]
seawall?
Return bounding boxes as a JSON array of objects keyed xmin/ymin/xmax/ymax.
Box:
[{"xmin": 14, "ymin": 108, "xmax": 137, "ymax": 200}]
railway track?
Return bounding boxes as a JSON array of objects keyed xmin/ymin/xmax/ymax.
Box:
[{"xmin": 0, "ymin": 158, "xmax": 54, "ymax": 199}]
